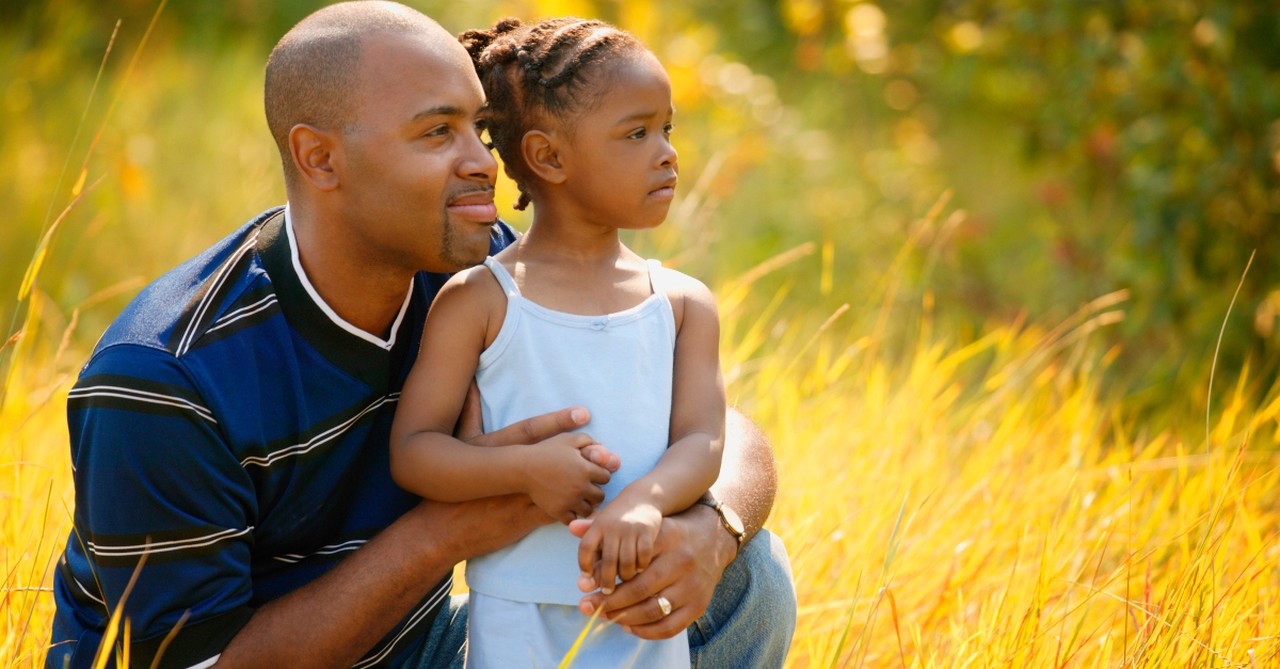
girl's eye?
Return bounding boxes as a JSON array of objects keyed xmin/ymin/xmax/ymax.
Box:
[
  {"xmin": 627, "ymin": 128, "xmax": 647, "ymax": 140},
  {"xmin": 663, "ymin": 123, "xmax": 674, "ymax": 137}
]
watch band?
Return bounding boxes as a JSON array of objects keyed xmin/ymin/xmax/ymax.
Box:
[{"xmin": 699, "ymin": 498, "xmax": 746, "ymax": 552}]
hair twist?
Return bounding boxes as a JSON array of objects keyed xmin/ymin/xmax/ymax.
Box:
[{"xmin": 458, "ymin": 17, "xmax": 646, "ymax": 210}]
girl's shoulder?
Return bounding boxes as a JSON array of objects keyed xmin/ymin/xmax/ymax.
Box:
[
  {"xmin": 432, "ymin": 261, "xmax": 510, "ymax": 348},
  {"xmin": 650, "ymin": 263, "xmax": 718, "ymax": 334},
  {"xmin": 441, "ymin": 261, "xmax": 502, "ymax": 292},
  {"xmin": 651, "ymin": 264, "xmax": 714, "ymax": 304},
  {"xmin": 434, "ymin": 261, "xmax": 507, "ymax": 314}
]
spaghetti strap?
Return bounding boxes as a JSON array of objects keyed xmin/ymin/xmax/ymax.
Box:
[
  {"xmin": 483, "ymin": 257, "xmax": 522, "ymax": 298},
  {"xmin": 645, "ymin": 258, "xmax": 665, "ymax": 296}
]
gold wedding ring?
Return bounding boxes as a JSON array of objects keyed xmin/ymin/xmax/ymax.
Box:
[{"xmin": 656, "ymin": 595, "xmax": 672, "ymax": 617}]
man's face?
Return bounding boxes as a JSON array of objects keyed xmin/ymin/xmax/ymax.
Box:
[
  {"xmin": 337, "ymin": 31, "xmax": 498, "ymax": 275},
  {"xmin": 558, "ymin": 52, "xmax": 678, "ymax": 231}
]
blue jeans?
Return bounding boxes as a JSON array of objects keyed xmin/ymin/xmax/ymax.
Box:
[{"xmin": 408, "ymin": 530, "xmax": 796, "ymax": 668}]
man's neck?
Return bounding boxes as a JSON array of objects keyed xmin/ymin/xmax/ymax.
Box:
[{"xmin": 285, "ymin": 204, "xmax": 413, "ymax": 347}]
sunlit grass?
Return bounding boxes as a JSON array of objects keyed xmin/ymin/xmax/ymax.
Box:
[
  {"xmin": 719, "ymin": 252, "xmax": 1280, "ymax": 666},
  {"xmin": 6, "ymin": 209, "xmax": 1280, "ymax": 666},
  {"xmin": 1, "ymin": 305, "xmax": 74, "ymax": 668}
]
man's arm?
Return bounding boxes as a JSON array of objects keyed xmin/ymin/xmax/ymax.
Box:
[
  {"xmin": 214, "ymin": 405, "xmax": 595, "ymax": 668},
  {"xmin": 571, "ymin": 407, "xmax": 778, "ymax": 639},
  {"xmin": 215, "ymin": 496, "xmax": 537, "ymax": 667},
  {"xmin": 58, "ymin": 340, "xmax": 593, "ymax": 669},
  {"xmin": 711, "ymin": 409, "xmax": 778, "ymax": 540}
]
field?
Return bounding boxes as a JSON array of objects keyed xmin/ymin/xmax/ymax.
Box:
[{"xmin": 3, "ymin": 1, "xmax": 1279, "ymax": 667}]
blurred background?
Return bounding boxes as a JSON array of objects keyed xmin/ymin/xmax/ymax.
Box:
[{"xmin": 2, "ymin": 0, "xmax": 1278, "ymax": 407}]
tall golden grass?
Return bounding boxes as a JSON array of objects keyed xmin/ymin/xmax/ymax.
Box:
[
  {"xmin": 717, "ymin": 205, "xmax": 1280, "ymax": 667},
  {"xmin": 6, "ymin": 202, "xmax": 1279, "ymax": 666}
]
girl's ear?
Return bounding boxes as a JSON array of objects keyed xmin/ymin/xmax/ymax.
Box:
[{"xmin": 522, "ymin": 129, "xmax": 567, "ymax": 184}]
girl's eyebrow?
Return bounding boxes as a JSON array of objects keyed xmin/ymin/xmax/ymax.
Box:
[{"xmin": 614, "ymin": 107, "xmax": 674, "ymax": 125}]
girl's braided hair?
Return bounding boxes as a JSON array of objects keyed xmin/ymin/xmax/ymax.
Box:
[{"xmin": 458, "ymin": 17, "xmax": 646, "ymax": 210}]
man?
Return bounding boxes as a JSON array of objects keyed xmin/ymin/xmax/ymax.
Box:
[{"xmin": 48, "ymin": 2, "xmax": 796, "ymax": 668}]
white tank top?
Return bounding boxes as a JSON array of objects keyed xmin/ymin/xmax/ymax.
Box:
[{"xmin": 465, "ymin": 256, "xmax": 677, "ymax": 605}]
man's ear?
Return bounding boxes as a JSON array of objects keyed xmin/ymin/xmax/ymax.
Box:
[
  {"xmin": 522, "ymin": 129, "xmax": 567, "ymax": 184},
  {"xmin": 289, "ymin": 124, "xmax": 342, "ymax": 191}
]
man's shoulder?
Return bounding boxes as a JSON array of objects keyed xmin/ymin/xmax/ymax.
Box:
[{"xmin": 92, "ymin": 208, "xmax": 284, "ymax": 362}]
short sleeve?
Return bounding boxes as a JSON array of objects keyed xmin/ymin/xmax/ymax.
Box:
[{"xmin": 61, "ymin": 343, "xmax": 257, "ymax": 668}]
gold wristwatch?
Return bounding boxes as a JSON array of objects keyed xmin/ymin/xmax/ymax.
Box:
[{"xmin": 699, "ymin": 497, "xmax": 746, "ymax": 552}]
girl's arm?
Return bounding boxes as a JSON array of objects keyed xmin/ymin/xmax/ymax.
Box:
[
  {"xmin": 389, "ymin": 268, "xmax": 612, "ymax": 523},
  {"xmin": 578, "ymin": 271, "xmax": 725, "ymax": 591}
]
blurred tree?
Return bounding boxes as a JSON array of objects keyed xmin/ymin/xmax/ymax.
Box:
[
  {"xmin": 693, "ymin": 0, "xmax": 1280, "ymax": 388},
  {"xmin": 5, "ymin": 0, "xmax": 1277, "ymax": 395},
  {"xmin": 933, "ymin": 1, "xmax": 1280, "ymax": 386}
]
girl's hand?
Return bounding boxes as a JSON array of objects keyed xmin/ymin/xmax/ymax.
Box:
[
  {"xmin": 576, "ymin": 499, "xmax": 662, "ymax": 594},
  {"xmin": 525, "ymin": 433, "xmax": 613, "ymax": 523}
]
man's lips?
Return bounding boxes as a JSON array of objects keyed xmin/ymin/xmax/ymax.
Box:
[{"xmin": 447, "ymin": 190, "xmax": 498, "ymax": 221}]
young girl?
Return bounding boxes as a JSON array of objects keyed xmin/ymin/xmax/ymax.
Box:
[{"xmin": 389, "ymin": 16, "xmax": 725, "ymax": 669}]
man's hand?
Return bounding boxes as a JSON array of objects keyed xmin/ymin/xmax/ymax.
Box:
[
  {"xmin": 455, "ymin": 381, "xmax": 621, "ymax": 473},
  {"xmin": 569, "ymin": 503, "xmax": 736, "ymax": 639}
]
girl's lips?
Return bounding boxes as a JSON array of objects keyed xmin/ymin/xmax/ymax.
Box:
[{"xmin": 649, "ymin": 186, "xmax": 676, "ymax": 200}]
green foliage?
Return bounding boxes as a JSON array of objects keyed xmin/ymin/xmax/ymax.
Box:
[
  {"xmin": 934, "ymin": 2, "xmax": 1280, "ymax": 385},
  {"xmin": 4, "ymin": 0, "xmax": 1277, "ymax": 405},
  {"xmin": 674, "ymin": 0, "xmax": 1280, "ymax": 395}
]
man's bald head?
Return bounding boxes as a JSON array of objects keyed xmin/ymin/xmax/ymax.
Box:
[{"xmin": 263, "ymin": 1, "xmax": 454, "ymax": 187}]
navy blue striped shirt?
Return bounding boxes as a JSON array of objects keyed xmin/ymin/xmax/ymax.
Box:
[{"xmin": 49, "ymin": 207, "xmax": 517, "ymax": 669}]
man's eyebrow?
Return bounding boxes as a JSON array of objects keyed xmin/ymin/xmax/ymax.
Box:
[{"xmin": 410, "ymin": 105, "xmax": 466, "ymax": 122}]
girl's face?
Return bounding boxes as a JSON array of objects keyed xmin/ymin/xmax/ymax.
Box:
[{"xmin": 555, "ymin": 51, "xmax": 678, "ymax": 230}]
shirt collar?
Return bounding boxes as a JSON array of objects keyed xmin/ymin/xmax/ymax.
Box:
[{"xmin": 283, "ymin": 203, "xmax": 413, "ymax": 352}]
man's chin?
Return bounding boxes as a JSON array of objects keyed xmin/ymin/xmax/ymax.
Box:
[
  {"xmin": 430, "ymin": 223, "xmax": 496, "ymax": 272},
  {"xmin": 446, "ymin": 242, "xmax": 494, "ymax": 273}
]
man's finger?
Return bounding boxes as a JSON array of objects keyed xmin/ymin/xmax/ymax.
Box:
[
  {"xmin": 620, "ymin": 602, "xmax": 696, "ymax": 640},
  {"xmin": 585, "ymin": 562, "xmax": 666, "ymax": 612},
  {"xmin": 469, "ymin": 406, "xmax": 589, "ymax": 447}
]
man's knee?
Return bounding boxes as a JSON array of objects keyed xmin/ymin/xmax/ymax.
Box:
[
  {"xmin": 689, "ymin": 530, "xmax": 796, "ymax": 667},
  {"xmin": 738, "ymin": 530, "xmax": 797, "ymax": 630}
]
